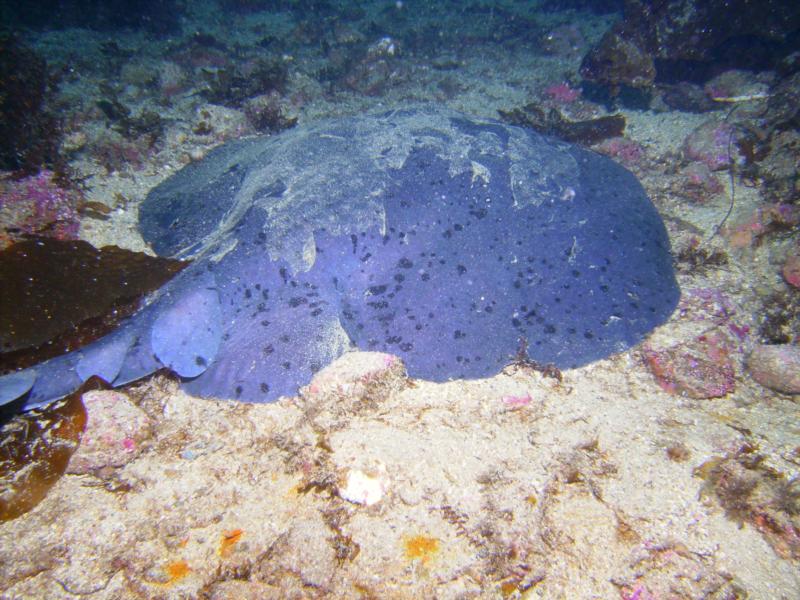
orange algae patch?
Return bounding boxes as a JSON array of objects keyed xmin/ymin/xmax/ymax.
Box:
[
  {"xmin": 218, "ymin": 528, "xmax": 244, "ymax": 557},
  {"xmin": 166, "ymin": 560, "xmax": 191, "ymax": 583},
  {"xmin": 146, "ymin": 560, "xmax": 192, "ymax": 587},
  {"xmin": 403, "ymin": 535, "xmax": 439, "ymax": 564},
  {"xmin": 0, "ymin": 387, "xmax": 88, "ymax": 521},
  {"xmin": 500, "ymin": 581, "xmax": 519, "ymax": 597}
]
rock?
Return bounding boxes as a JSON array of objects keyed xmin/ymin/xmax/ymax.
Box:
[
  {"xmin": 678, "ymin": 162, "xmax": 724, "ymax": 202},
  {"xmin": 683, "ymin": 121, "xmax": 739, "ymax": 171},
  {"xmin": 704, "ymin": 70, "xmax": 771, "ymax": 104},
  {"xmin": 580, "ymin": 31, "xmax": 655, "ymax": 89},
  {"xmin": 0, "ymin": 170, "xmax": 80, "ymax": 250},
  {"xmin": 747, "ymin": 344, "xmax": 800, "ymax": 394},
  {"xmin": 67, "ymin": 390, "xmax": 154, "ymax": 474},
  {"xmin": 784, "ymin": 251, "xmax": 800, "ymax": 289},
  {"xmin": 540, "ymin": 24, "xmax": 586, "ymax": 58},
  {"xmin": 579, "ymin": 0, "xmax": 800, "ymax": 91},
  {"xmin": 302, "ymin": 351, "xmax": 407, "ymax": 401},
  {"xmin": 660, "ymin": 82, "xmax": 716, "ymax": 113},
  {"xmin": 644, "ymin": 330, "xmax": 735, "ymax": 399},
  {"xmin": 594, "ymin": 137, "xmax": 645, "ymax": 168},
  {"xmin": 757, "ymin": 129, "xmax": 800, "ymax": 204}
]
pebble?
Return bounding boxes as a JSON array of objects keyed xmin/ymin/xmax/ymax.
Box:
[{"xmin": 746, "ymin": 344, "xmax": 800, "ymax": 395}]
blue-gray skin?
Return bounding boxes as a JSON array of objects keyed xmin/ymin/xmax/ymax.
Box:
[{"xmin": 0, "ymin": 106, "xmax": 679, "ymax": 411}]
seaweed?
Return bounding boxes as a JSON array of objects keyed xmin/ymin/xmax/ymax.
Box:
[
  {"xmin": 0, "ymin": 237, "xmax": 187, "ymax": 370},
  {"xmin": 508, "ymin": 337, "xmax": 563, "ymax": 381},
  {"xmin": 201, "ymin": 58, "xmax": 289, "ymax": 108},
  {"xmin": 757, "ymin": 291, "xmax": 800, "ymax": 344},
  {"xmin": 676, "ymin": 241, "xmax": 730, "ymax": 274},
  {"xmin": 773, "ymin": 477, "xmax": 800, "ymax": 516},
  {"xmin": 498, "ymin": 103, "xmax": 626, "ymax": 146},
  {"xmin": 695, "ymin": 443, "xmax": 800, "ymax": 558},
  {"xmin": 0, "ymin": 378, "xmax": 102, "ymax": 521}
]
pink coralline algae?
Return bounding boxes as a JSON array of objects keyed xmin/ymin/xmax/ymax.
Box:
[
  {"xmin": 501, "ymin": 393, "xmax": 532, "ymax": 409},
  {"xmin": 66, "ymin": 390, "xmax": 154, "ymax": 475},
  {"xmin": 0, "ymin": 170, "xmax": 80, "ymax": 249},
  {"xmin": 595, "ymin": 137, "xmax": 645, "ymax": 168},
  {"xmin": 644, "ymin": 329, "xmax": 736, "ymax": 399},
  {"xmin": 725, "ymin": 204, "xmax": 800, "ymax": 248},
  {"xmin": 678, "ymin": 162, "xmax": 723, "ymax": 202},
  {"xmin": 783, "ymin": 250, "xmax": 800, "ymax": 289},
  {"xmin": 544, "ymin": 82, "xmax": 581, "ymax": 104},
  {"xmin": 682, "ymin": 121, "xmax": 738, "ymax": 171}
]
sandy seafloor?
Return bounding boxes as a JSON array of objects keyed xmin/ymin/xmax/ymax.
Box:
[{"xmin": 1, "ymin": 2, "xmax": 799, "ymax": 598}]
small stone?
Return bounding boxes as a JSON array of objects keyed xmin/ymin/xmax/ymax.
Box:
[
  {"xmin": 747, "ymin": 344, "xmax": 800, "ymax": 395},
  {"xmin": 67, "ymin": 390, "xmax": 154, "ymax": 474}
]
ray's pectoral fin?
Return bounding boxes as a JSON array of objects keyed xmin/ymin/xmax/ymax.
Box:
[
  {"xmin": 0, "ymin": 370, "xmax": 38, "ymax": 406},
  {"xmin": 0, "ymin": 275, "xmax": 223, "ymax": 410},
  {"xmin": 151, "ymin": 275, "xmax": 223, "ymax": 378},
  {"xmin": 76, "ymin": 329, "xmax": 133, "ymax": 384}
]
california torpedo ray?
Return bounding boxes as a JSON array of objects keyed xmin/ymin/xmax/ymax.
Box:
[{"xmin": 0, "ymin": 106, "xmax": 680, "ymax": 410}]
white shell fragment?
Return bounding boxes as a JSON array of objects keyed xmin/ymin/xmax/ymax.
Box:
[{"xmin": 339, "ymin": 467, "xmax": 388, "ymax": 506}]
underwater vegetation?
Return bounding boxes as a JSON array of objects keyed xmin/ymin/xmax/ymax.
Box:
[
  {"xmin": 696, "ymin": 443, "xmax": 800, "ymax": 560},
  {"xmin": 0, "ymin": 386, "xmax": 87, "ymax": 522},
  {"xmin": 0, "ymin": 238, "xmax": 186, "ymax": 370}
]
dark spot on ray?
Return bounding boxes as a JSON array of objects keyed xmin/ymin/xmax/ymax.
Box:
[{"xmin": 368, "ymin": 285, "xmax": 387, "ymax": 295}]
